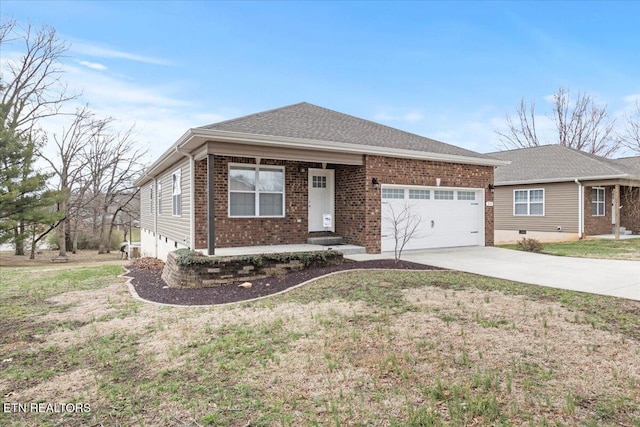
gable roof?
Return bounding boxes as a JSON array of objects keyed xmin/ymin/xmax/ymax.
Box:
[
  {"xmin": 135, "ymin": 102, "xmax": 506, "ymax": 186},
  {"xmin": 199, "ymin": 102, "xmax": 489, "ymax": 160},
  {"xmin": 489, "ymin": 145, "xmax": 640, "ymax": 185}
]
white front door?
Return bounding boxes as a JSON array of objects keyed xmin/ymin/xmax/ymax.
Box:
[{"xmin": 308, "ymin": 168, "xmax": 335, "ymax": 232}]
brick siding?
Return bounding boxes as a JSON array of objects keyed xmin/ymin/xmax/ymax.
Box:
[
  {"xmin": 192, "ymin": 154, "xmax": 495, "ymax": 253},
  {"xmin": 584, "ymin": 186, "xmax": 614, "ymax": 236}
]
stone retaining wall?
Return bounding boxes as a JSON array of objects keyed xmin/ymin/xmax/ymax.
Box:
[{"xmin": 161, "ymin": 249, "xmax": 343, "ymax": 288}]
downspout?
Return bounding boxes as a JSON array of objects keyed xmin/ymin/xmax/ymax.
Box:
[
  {"xmin": 574, "ymin": 179, "xmax": 583, "ymax": 239},
  {"xmin": 177, "ymin": 147, "xmax": 196, "ymax": 250}
]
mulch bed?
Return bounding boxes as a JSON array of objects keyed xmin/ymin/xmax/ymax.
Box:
[{"xmin": 125, "ymin": 257, "xmax": 444, "ymax": 306}]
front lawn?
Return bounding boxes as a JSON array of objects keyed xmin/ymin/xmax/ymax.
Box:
[
  {"xmin": 500, "ymin": 238, "xmax": 640, "ymax": 260},
  {"xmin": 1, "ymin": 264, "xmax": 639, "ymax": 426}
]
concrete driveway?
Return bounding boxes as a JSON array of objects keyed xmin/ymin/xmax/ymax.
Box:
[{"xmin": 354, "ymin": 246, "xmax": 640, "ymax": 301}]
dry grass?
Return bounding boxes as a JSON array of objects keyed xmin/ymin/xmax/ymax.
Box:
[
  {"xmin": 1, "ymin": 265, "xmax": 639, "ymax": 426},
  {"xmin": 0, "ymin": 249, "xmax": 126, "ymax": 268}
]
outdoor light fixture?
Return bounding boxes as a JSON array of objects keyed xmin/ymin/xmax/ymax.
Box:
[
  {"xmin": 372, "ymin": 177, "xmax": 379, "ymax": 189},
  {"xmin": 488, "ymin": 184, "xmax": 495, "ymax": 193}
]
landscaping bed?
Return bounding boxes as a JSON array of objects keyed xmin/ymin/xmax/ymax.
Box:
[{"xmin": 126, "ymin": 257, "xmax": 441, "ymax": 305}]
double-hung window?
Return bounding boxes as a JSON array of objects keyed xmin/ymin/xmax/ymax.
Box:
[
  {"xmin": 172, "ymin": 169, "xmax": 182, "ymax": 217},
  {"xmin": 514, "ymin": 189, "xmax": 544, "ymax": 216},
  {"xmin": 229, "ymin": 165, "xmax": 284, "ymax": 217},
  {"xmin": 591, "ymin": 188, "xmax": 605, "ymax": 216}
]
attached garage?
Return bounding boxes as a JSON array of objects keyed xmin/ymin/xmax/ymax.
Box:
[{"xmin": 381, "ymin": 185, "xmax": 485, "ymax": 252}]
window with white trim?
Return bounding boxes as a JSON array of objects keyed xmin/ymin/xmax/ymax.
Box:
[
  {"xmin": 457, "ymin": 191, "xmax": 476, "ymax": 200},
  {"xmin": 409, "ymin": 189, "xmax": 430, "ymax": 199},
  {"xmin": 229, "ymin": 165, "xmax": 284, "ymax": 217},
  {"xmin": 149, "ymin": 185, "xmax": 153, "ymax": 214},
  {"xmin": 434, "ymin": 190, "xmax": 454, "ymax": 200},
  {"xmin": 591, "ymin": 188, "xmax": 605, "ymax": 216},
  {"xmin": 514, "ymin": 189, "xmax": 544, "ymax": 216},
  {"xmin": 157, "ymin": 182, "xmax": 162, "ymax": 216},
  {"xmin": 381, "ymin": 188, "xmax": 405, "ymax": 199},
  {"xmin": 172, "ymin": 169, "xmax": 182, "ymax": 217}
]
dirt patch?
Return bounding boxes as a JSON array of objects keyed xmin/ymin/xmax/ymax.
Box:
[{"xmin": 125, "ymin": 257, "xmax": 442, "ymax": 305}]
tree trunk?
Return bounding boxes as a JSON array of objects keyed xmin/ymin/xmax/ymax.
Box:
[
  {"xmin": 14, "ymin": 221, "xmax": 25, "ymax": 256},
  {"xmin": 72, "ymin": 217, "xmax": 79, "ymax": 254},
  {"xmin": 58, "ymin": 200, "xmax": 67, "ymax": 257},
  {"xmin": 29, "ymin": 225, "xmax": 37, "ymax": 260},
  {"xmin": 97, "ymin": 206, "xmax": 109, "ymax": 254}
]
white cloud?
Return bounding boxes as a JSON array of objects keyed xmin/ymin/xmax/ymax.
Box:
[
  {"xmin": 77, "ymin": 60, "xmax": 107, "ymax": 70},
  {"xmin": 70, "ymin": 40, "xmax": 171, "ymax": 65},
  {"xmin": 373, "ymin": 110, "xmax": 424, "ymax": 123}
]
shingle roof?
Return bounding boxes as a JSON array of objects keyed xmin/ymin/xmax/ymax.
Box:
[
  {"xmin": 198, "ymin": 102, "xmax": 492, "ymax": 160},
  {"xmin": 614, "ymin": 156, "xmax": 640, "ymax": 173},
  {"xmin": 489, "ymin": 145, "xmax": 640, "ymax": 185}
]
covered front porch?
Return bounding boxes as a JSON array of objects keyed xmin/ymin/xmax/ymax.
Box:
[{"xmin": 583, "ymin": 180, "xmax": 640, "ymax": 239}]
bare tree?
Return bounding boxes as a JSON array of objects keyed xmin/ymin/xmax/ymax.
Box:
[
  {"xmin": 83, "ymin": 125, "xmax": 146, "ymax": 253},
  {"xmin": 0, "ymin": 20, "xmax": 76, "ymax": 134},
  {"xmin": 621, "ymin": 101, "xmax": 640, "ymax": 154},
  {"xmin": 382, "ymin": 202, "xmax": 423, "ymax": 262},
  {"xmin": 1, "ymin": 20, "xmax": 78, "ymax": 255},
  {"xmin": 496, "ymin": 87, "xmax": 621, "ymax": 158},
  {"xmin": 42, "ymin": 107, "xmax": 110, "ymax": 257}
]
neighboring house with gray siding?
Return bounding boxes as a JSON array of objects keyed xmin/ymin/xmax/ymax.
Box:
[
  {"xmin": 135, "ymin": 102, "xmax": 507, "ymax": 260},
  {"xmin": 490, "ymin": 145, "xmax": 640, "ymax": 243}
]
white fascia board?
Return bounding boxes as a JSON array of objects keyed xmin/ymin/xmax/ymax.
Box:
[
  {"xmin": 192, "ymin": 129, "xmax": 509, "ymax": 167},
  {"xmin": 135, "ymin": 128, "xmax": 509, "ymax": 187},
  {"xmin": 495, "ymin": 174, "xmax": 635, "ymax": 186}
]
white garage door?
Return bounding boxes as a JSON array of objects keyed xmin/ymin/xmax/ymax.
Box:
[{"xmin": 381, "ymin": 186, "xmax": 484, "ymax": 252}]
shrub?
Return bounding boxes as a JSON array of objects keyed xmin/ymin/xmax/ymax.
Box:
[
  {"xmin": 516, "ymin": 238, "xmax": 544, "ymax": 252},
  {"xmin": 46, "ymin": 230, "xmax": 129, "ymax": 251}
]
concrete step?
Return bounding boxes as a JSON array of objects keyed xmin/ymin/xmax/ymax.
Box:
[
  {"xmin": 612, "ymin": 227, "xmax": 633, "ymax": 235},
  {"xmin": 307, "ymin": 236, "xmax": 343, "ymax": 245}
]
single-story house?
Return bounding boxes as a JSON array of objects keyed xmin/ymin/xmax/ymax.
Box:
[
  {"xmin": 134, "ymin": 102, "xmax": 506, "ymax": 259},
  {"xmin": 489, "ymin": 145, "xmax": 640, "ymax": 243}
]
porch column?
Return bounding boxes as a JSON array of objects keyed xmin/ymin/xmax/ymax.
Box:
[
  {"xmin": 207, "ymin": 154, "xmax": 215, "ymax": 254},
  {"xmin": 614, "ymin": 184, "xmax": 620, "ymax": 240}
]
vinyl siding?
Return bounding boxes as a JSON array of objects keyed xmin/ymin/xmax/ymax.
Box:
[
  {"xmin": 140, "ymin": 183, "xmax": 154, "ymax": 231},
  {"xmin": 156, "ymin": 158, "xmax": 192, "ymax": 246},
  {"xmin": 495, "ymin": 182, "xmax": 579, "ymax": 233}
]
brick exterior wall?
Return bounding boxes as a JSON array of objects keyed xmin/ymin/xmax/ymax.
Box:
[
  {"xmin": 363, "ymin": 155, "xmax": 494, "ymax": 252},
  {"xmin": 584, "ymin": 186, "xmax": 613, "ymax": 236},
  {"xmin": 194, "ymin": 159, "xmax": 208, "ymax": 249},
  {"xmin": 192, "ymin": 154, "xmax": 495, "ymax": 254}
]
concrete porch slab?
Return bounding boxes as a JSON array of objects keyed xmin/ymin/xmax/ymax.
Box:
[{"xmin": 212, "ymin": 243, "xmax": 366, "ymax": 256}]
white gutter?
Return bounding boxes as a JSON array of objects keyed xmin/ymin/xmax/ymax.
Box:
[
  {"xmin": 496, "ymin": 174, "xmax": 635, "ymax": 187},
  {"xmin": 134, "ymin": 128, "xmax": 509, "ymax": 187},
  {"xmin": 574, "ymin": 179, "xmax": 584, "ymax": 239},
  {"xmin": 192, "ymin": 129, "xmax": 509, "ymax": 167}
]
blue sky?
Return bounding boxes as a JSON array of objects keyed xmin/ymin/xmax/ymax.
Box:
[{"xmin": 3, "ymin": 1, "xmax": 640, "ymax": 161}]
